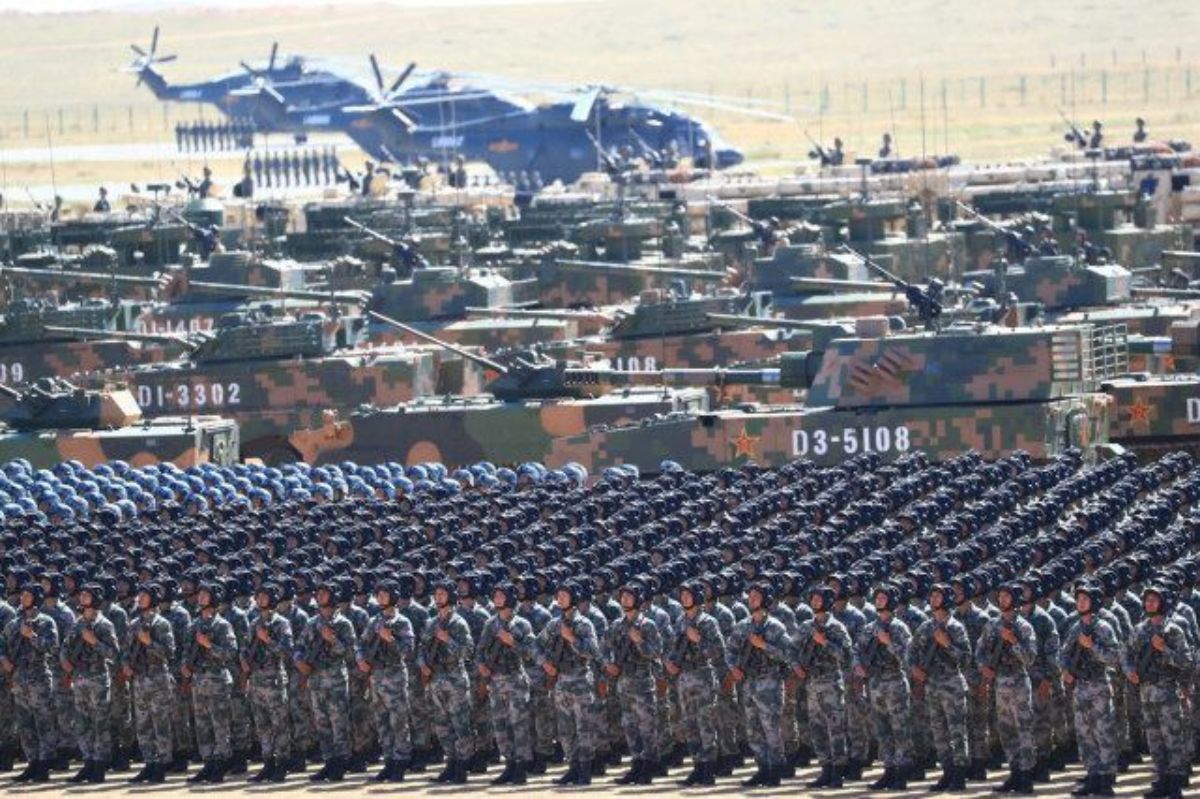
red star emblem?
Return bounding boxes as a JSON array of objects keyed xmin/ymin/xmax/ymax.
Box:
[
  {"xmin": 732, "ymin": 428, "xmax": 759, "ymax": 458},
  {"xmin": 1128, "ymin": 400, "xmax": 1152, "ymax": 425}
]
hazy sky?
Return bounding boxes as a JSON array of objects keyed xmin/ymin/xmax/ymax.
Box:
[{"xmin": 0, "ymin": 0, "xmax": 587, "ymax": 11}]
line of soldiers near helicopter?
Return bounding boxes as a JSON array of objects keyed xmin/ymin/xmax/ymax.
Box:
[
  {"xmin": 809, "ymin": 118, "xmax": 1153, "ymax": 167},
  {"xmin": 175, "ymin": 119, "xmax": 257, "ymax": 153},
  {"xmin": 1, "ymin": 450, "xmax": 1199, "ymax": 797}
]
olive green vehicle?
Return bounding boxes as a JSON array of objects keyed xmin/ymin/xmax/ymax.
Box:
[{"xmin": 0, "ymin": 378, "xmax": 238, "ymax": 468}]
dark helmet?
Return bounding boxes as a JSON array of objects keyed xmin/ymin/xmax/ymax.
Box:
[
  {"xmin": 79, "ymin": 582, "xmax": 106, "ymax": 607},
  {"xmin": 808, "ymin": 584, "xmax": 835, "ymax": 614},
  {"xmin": 376, "ymin": 579, "xmax": 400, "ymax": 607},
  {"xmin": 618, "ymin": 582, "xmax": 644, "ymax": 608},
  {"xmin": 996, "ymin": 581, "xmax": 1022, "ymax": 609},
  {"xmin": 929, "ymin": 582, "xmax": 953, "ymax": 611},
  {"xmin": 555, "ymin": 581, "xmax": 580, "ymax": 608},
  {"xmin": 492, "ymin": 581, "xmax": 518, "ymax": 609},
  {"xmin": 748, "ymin": 580, "xmax": 774, "ymax": 609},
  {"xmin": 1142, "ymin": 583, "xmax": 1172, "ymax": 616},
  {"xmin": 19, "ymin": 582, "xmax": 45, "ymax": 607},
  {"xmin": 136, "ymin": 582, "xmax": 161, "ymax": 607},
  {"xmin": 197, "ymin": 582, "xmax": 223, "ymax": 608},
  {"xmin": 1074, "ymin": 580, "xmax": 1104, "ymax": 611},
  {"xmin": 257, "ymin": 582, "xmax": 281, "ymax": 608},
  {"xmin": 872, "ymin": 582, "xmax": 900, "ymax": 613},
  {"xmin": 678, "ymin": 580, "xmax": 705, "ymax": 608}
]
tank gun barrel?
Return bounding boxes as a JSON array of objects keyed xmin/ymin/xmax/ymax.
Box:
[
  {"xmin": 41, "ymin": 325, "xmax": 198, "ymax": 350},
  {"xmin": 791, "ymin": 276, "xmax": 897, "ymax": 293},
  {"xmin": 367, "ymin": 310, "xmax": 510, "ymax": 374},
  {"xmin": 343, "ymin": 216, "xmax": 398, "ymax": 246},
  {"xmin": 1, "ymin": 266, "xmax": 165, "ymax": 289},
  {"xmin": 185, "ymin": 280, "xmax": 368, "ymax": 304},
  {"xmin": 565, "ymin": 367, "xmax": 784, "ymax": 388},
  {"xmin": 706, "ymin": 312, "xmax": 830, "ymax": 331},
  {"xmin": 465, "ymin": 306, "xmax": 615, "ymax": 322},
  {"xmin": 0, "ymin": 383, "xmax": 20, "ymax": 400},
  {"xmin": 558, "ymin": 259, "xmax": 727, "ymax": 282},
  {"xmin": 704, "ymin": 195, "xmax": 755, "ymax": 226},
  {"xmin": 1131, "ymin": 286, "xmax": 1200, "ymax": 299}
]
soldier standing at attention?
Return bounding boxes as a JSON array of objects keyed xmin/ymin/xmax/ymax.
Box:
[
  {"xmin": 39, "ymin": 573, "xmax": 75, "ymax": 769},
  {"xmin": 538, "ymin": 581, "xmax": 601, "ymax": 786},
  {"xmin": 296, "ymin": 581, "xmax": 358, "ymax": 782},
  {"xmin": 4, "ymin": 583, "xmax": 59, "ymax": 783},
  {"xmin": 854, "ymin": 582, "xmax": 913, "ymax": 791},
  {"xmin": 516, "ymin": 576, "xmax": 555, "ymax": 773},
  {"xmin": 0, "ymin": 593, "xmax": 17, "ymax": 773},
  {"xmin": 726, "ymin": 580, "xmax": 791, "ymax": 788},
  {"xmin": 359, "ymin": 579, "xmax": 415, "ymax": 783},
  {"xmin": 124, "ymin": 583, "xmax": 175, "ymax": 784},
  {"xmin": 182, "ymin": 582, "xmax": 238, "ymax": 784},
  {"xmin": 93, "ymin": 187, "xmax": 111, "ymax": 213},
  {"xmin": 242, "ymin": 583, "xmax": 293, "ymax": 783},
  {"xmin": 454, "ymin": 573, "xmax": 493, "ymax": 773},
  {"xmin": 977, "ymin": 582, "xmax": 1038, "ymax": 794},
  {"xmin": 606, "ymin": 582, "xmax": 664, "ymax": 785},
  {"xmin": 1060, "ymin": 580, "xmax": 1120, "ymax": 797},
  {"xmin": 420, "ymin": 579, "xmax": 475, "ymax": 784},
  {"xmin": 1125, "ymin": 583, "xmax": 1192, "ymax": 798},
  {"xmin": 1134, "ymin": 117, "xmax": 1149, "ymax": 143},
  {"xmin": 1089, "ymin": 120, "xmax": 1105, "ymax": 149},
  {"xmin": 878, "ymin": 132, "xmax": 893, "ymax": 158},
  {"xmin": 796, "ymin": 584, "xmax": 852, "ymax": 789},
  {"xmin": 910, "ymin": 582, "xmax": 971, "ymax": 792},
  {"xmin": 665, "ymin": 579, "xmax": 725, "ymax": 787},
  {"xmin": 63, "ymin": 582, "xmax": 119, "ymax": 784},
  {"xmin": 476, "ymin": 581, "xmax": 535, "ymax": 785}
]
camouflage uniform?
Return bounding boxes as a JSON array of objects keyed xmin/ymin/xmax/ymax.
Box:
[
  {"xmin": 477, "ymin": 611, "xmax": 535, "ymax": 763},
  {"xmin": 419, "ymin": 608, "xmax": 475, "ymax": 763},
  {"xmin": 398, "ymin": 599, "xmax": 432, "ymax": 759},
  {"xmin": 1125, "ymin": 616, "xmax": 1193, "ymax": 783},
  {"xmin": 727, "ymin": 612, "xmax": 792, "ymax": 773},
  {"xmin": 0, "ymin": 600, "xmax": 18, "ymax": 763},
  {"xmin": 1022, "ymin": 603, "xmax": 1062, "ymax": 766},
  {"xmin": 833, "ymin": 602, "xmax": 869, "ymax": 766},
  {"xmin": 953, "ymin": 600, "xmax": 990, "ymax": 772},
  {"xmin": 909, "ymin": 614, "xmax": 972, "ymax": 769},
  {"xmin": 854, "ymin": 615, "xmax": 913, "ymax": 772},
  {"xmin": 124, "ymin": 609, "xmax": 177, "ymax": 766},
  {"xmin": 361, "ymin": 607, "xmax": 416, "ymax": 764},
  {"xmin": 976, "ymin": 611, "xmax": 1038, "ymax": 773},
  {"xmin": 297, "ymin": 610, "xmax": 358, "ymax": 763},
  {"xmin": 518, "ymin": 599, "xmax": 556, "ymax": 764},
  {"xmin": 183, "ymin": 610, "xmax": 238, "ymax": 763},
  {"xmin": 42, "ymin": 600, "xmax": 77, "ymax": 756},
  {"xmin": 1058, "ymin": 615, "xmax": 1119, "ymax": 780},
  {"xmin": 604, "ymin": 610, "xmax": 663, "ymax": 765},
  {"xmin": 795, "ymin": 615, "xmax": 852, "ymax": 769},
  {"xmin": 242, "ymin": 608, "xmax": 294, "ymax": 765},
  {"xmin": 161, "ymin": 602, "xmax": 193, "ymax": 758},
  {"xmin": 280, "ymin": 601, "xmax": 313, "ymax": 760},
  {"xmin": 897, "ymin": 603, "xmax": 932, "ymax": 767},
  {"xmin": 457, "ymin": 601, "xmax": 493, "ymax": 759},
  {"xmin": 103, "ymin": 601, "xmax": 134, "ymax": 762},
  {"xmin": 666, "ymin": 608, "xmax": 725, "ymax": 764},
  {"xmin": 221, "ymin": 604, "xmax": 254, "ymax": 760},
  {"xmin": 343, "ymin": 602, "xmax": 374, "ymax": 763},
  {"xmin": 537, "ymin": 609, "xmax": 600, "ymax": 766},
  {"xmin": 4, "ymin": 608, "xmax": 60, "ymax": 763},
  {"xmin": 704, "ymin": 599, "xmax": 741, "ymax": 764},
  {"xmin": 63, "ymin": 611, "xmax": 120, "ymax": 764}
]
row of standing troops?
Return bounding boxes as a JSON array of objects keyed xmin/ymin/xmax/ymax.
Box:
[{"xmin": 4, "ymin": 558, "xmax": 1198, "ymax": 795}]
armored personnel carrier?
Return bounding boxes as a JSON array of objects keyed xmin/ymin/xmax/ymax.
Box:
[{"xmin": 0, "ymin": 378, "xmax": 238, "ymax": 468}]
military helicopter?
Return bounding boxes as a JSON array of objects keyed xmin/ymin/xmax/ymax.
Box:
[{"xmin": 124, "ymin": 27, "xmax": 372, "ymax": 121}]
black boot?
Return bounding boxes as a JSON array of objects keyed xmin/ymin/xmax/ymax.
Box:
[
  {"xmin": 678, "ymin": 762, "xmax": 702, "ymax": 787},
  {"xmin": 870, "ymin": 766, "xmax": 895, "ymax": 790},
  {"xmin": 267, "ymin": 757, "xmax": 289, "ymax": 783},
  {"xmin": 528, "ymin": 755, "xmax": 547, "ymax": 775},
  {"xmin": 696, "ymin": 761, "xmax": 716, "ymax": 786},
  {"xmin": 966, "ymin": 757, "xmax": 988, "ymax": 781},
  {"xmin": 827, "ymin": 763, "xmax": 844, "ymax": 788},
  {"xmin": 490, "ymin": 761, "xmax": 515, "ymax": 785},
  {"xmin": 251, "ymin": 758, "xmax": 276, "ymax": 783},
  {"xmin": 1012, "ymin": 768, "xmax": 1035, "ymax": 795},
  {"xmin": 187, "ymin": 760, "xmax": 214, "ymax": 784},
  {"xmin": 1032, "ymin": 756, "xmax": 1051, "ymax": 783},
  {"xmin": 169, "ymin": 751, "xmax": 190, "ymax": 773},
  {"xmin": 128, "ymin": 762, "xmax": 154, "ymax": 784},
  {"xmin": 1071, "ymin": 773, "xmax": 1097, "ymax": 796},
  {"xmin": 615, "ymin": 758, "xmax": 642, "ymax": 785},
  {"xmin": 509, "ymin": 760, "xmax": 527, "ymax": 786},
  {"xmin": 806, "ymin": 763, "xmax": 832, "ymax": 789},
  {"xmin": 324, "ymin": 756, "xmax": 346, "ymax": 782},
  {"xmin": 947, "ymin": 764, "xmax": 966, "ymax": 791},
  {"xmin": 932, "ymin": 764, "xmax": 954, "ymax": 792},
  {"xmin": 713, "ymin": 754, "xmax": 733, "ymax": 776},
  {"xmin": 997, "ymin": 766, "xmax": 1019, "ymax": 792},
  {"xmin": 110, "ymin": 747, "xmax": 130, "ymax": 773},
  {"xmin": 575, "ymin": 760, "xmax": 592, "ymax": 786},
  {"xmin": 890, "ymin": 763, "xmax": 908, "ymax": 791},
  {"xmin": 29, "ymin": 759, "xmax": 53, "ymax": 783},
  {"xmin": 145, "ymin": 762, "xmax": 167, "ymax": 783},
  {"xmin": 1144, "ymin": 774, "xmax": 1169, "ymax": 798},
  {"xmin": 448, "ymin": 758, "xmax": 468, "ymax": 784},
  {"xmin": 13, "ymin": 760, "xmax": 39, "ymax": 784},
  {"xmin": 1093, "ymin": 773, "xmax": 1116, "ymax": 796},
  {"xmin": 554, "ymin": 760, "xmax": 579, "ymax": 786},
  {"xmin": 205, "ymin": 757, "xmax": 227, "ymax": 784},
  {"xmin": 226, "ymin": 753, "xmax": 247, "ymax": 775},
  {"xmin": 468, "ymin": 751, "xmax": 487, "ymax": 775},
  {"xmin": 843, "ymin": 757, "xmax": 862, "ymax": 780},
  {"xmin": 308, "ymin": 759, "xmax": 333, "ymax": 782},
  {"xmin": 88, "ymin": 760, "xmax": 108, "ymax": 784},
  {"xmin": 634, "ymin": 758, "xmax": 656, "ymax": 785},
  {"xmin": 432, "ymin": 758, "xmax": 456, "ymax": 783},
  {"xmin": 68, "ymin": 760, "xmax": 94, "ymax": 783},
  {"xmin": 760, "ymin": 763, "xmax": 782, "ymax": 787},
  {"xmin": 741, "ymin": 763, "xmax": 768, "ymax": 788}
]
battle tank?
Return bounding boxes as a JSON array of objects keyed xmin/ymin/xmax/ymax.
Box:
[{"xmin": 0, "ymin": 378, "xmax": 238, "ymax": 468}]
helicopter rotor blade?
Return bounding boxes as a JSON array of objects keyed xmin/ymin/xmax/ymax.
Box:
[
  {"xmin": 268, "ymin": 41, "xmax": 278, "ymax": 72},
  {"xmin": 388, "ymin": 61, "xmax": 417, "ymax": 96},
  {"xmin": 240, "ymin": 60, "xmax": 259, "ymax": 77},
  {"xmin": 369, "ymin": 54, "xmax": 386, "ymax": 96},
  {"xmin": 156, "ymin": 54, "xmax": 177, "ymax": 65},
  {"xmin": 570, "ymin": 85, "xmax": 602, "ymax": 123},
  {"xmin": 150, "ymin": 26, "xmax": 159, "ymax": 57},
  {"xmin": 130, "ymin": 44, "xmax": 147, "ymax": 57}
]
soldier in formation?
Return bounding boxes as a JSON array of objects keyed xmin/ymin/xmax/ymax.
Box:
[{"xmin": 0, "ymin": 448, "xmax": 1197, "ymax": 799}]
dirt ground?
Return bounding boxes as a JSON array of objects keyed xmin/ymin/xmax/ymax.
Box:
[
  {"xmin": 0, "ymin": 757, "xmax": 1165, "ymax": 798},
  {"xmin": 1, "ymin": 0, "xmax": 1199, "ymax": 199}
]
